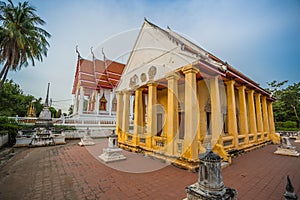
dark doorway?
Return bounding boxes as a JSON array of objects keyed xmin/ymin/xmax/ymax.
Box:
[
  {"xmin": 157, "ymin": 113, "xmax": 163, "ymax": 136},
  {"xmin": 179, "ymin": 112, "xmax": 185, "ymax": 139}
]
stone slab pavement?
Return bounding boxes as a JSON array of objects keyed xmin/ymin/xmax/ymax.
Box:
[{"xmin": 0, "ymin": 139, "xmax": 299, "ymax": 200}]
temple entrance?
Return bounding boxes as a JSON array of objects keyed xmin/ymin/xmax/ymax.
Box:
[
  {"xmin": 157, "ymin": 113, "xmax": 163, "ymax": 136},
  {"xmin": 206, "ymin": 112, "xmax": 211, "ymax": 135},
  {"xmin": 179, "ymin": 112, "xmax": 185, "ymax": 139}
]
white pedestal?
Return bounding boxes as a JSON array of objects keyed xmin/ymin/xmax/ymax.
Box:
[
  {"xmin": 99, "ymin": 147, "xmax": 126, "ymax": 163},
  {"xmin": 274, "ymin": 147, "xmax": 300, "ymax": 157},
  {"xmin": 78, "ymin": 135, "xmax": 95, "ymax": 146}
]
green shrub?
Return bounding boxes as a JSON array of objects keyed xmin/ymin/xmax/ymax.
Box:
[{"xmin": 276, "ymin": 121, "xmax": 299, "ymax": 131}]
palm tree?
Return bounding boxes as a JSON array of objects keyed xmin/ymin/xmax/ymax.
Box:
[{"xmin": 0, "ymin": 0, "xmax": 50, "ymax": 90}]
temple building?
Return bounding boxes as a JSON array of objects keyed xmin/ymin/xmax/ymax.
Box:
[
  {"xmin": 115, "ymin": 19, "xmax": 280, "ymax": 169},
  {"xmin": 71, "ymin": 48, "xmax": 126, "ymax": 120}
]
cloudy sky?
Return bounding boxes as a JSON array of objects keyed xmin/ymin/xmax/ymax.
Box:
[{"xmin": 6, "ymin": 0, "xmax": 300, "ymax": 113}]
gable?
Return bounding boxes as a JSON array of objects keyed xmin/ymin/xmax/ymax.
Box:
[{"xmin": 117, "ymin": 20, "xmax": 199, "ymax": 91}]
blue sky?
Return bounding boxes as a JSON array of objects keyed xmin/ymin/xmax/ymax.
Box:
[{"xmin": 6, "ymin": 0, "xmax": 300, "ymax": 112}]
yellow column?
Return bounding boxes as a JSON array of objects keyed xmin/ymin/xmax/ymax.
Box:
[
  {"xmin": 267, "ymin": 100, "xmax": 280, "ymax": 144},
  {"xmin": 166, "ymin": 73, "xmax": 180, "ymax": 156},
  {"xmin": 267, "ymin": 101, "xmax": 275, "ymax": 134},
  {"xmin": 247, "ymin": 90, "xmax": 257, "ymax": 142},
  {"xmin": 197, "ymin": 80, "xmax": 208, "ymax": 144},
  {"xmin": 116, "ymin": 91, "xmax": 123, "ymax": 140},
  {"xmin": 225, "ymin": 80, "xmax": 238, "ymax": 148},
  {"xmin": 210, "ymin": 76, "xmax": 223, "ymax": 146},
  {"xmin": 238, "ymin": 86, "xmax": 249, "ymax": 144},
  {"xmin": 182, "ymin": 65, "xmax": 199, "ymax": 161},
  {"xmin": 254, "ymin": 93, "xmax": 264, "ymax": 140},
  {"xmin": 262, "ymin": 96, "xmax": 270, "ymax": 138},
  {"xmin": 147, "ymin": 82, "xmax": 157, "ymax": 149},
  {"xmin": 121, "ymin": 91, "xmax": 130, "ymax": 143},
  {"xmin": 133, "ymin": 88, "xmax": 143, "ymax": 146}
]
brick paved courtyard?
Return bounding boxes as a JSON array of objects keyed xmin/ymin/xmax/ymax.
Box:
[{"xmin": 0, "ymin": 139, "xmax": 299, "ymax": 200}]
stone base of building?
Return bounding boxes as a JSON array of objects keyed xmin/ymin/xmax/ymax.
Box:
[
  {"xmin": 274, "ymin": 147, "xmax": 300, "ymax": 157},
  {"xmin": 99, "ymin": 148, "xmax": 126, "ymax": 163},
  {"xmin": 185, "ymin": 183, "xmax": 237, "ymax": 200},
  {"xmin": 14, "ymin": 135, "xmax": 66, "ymax": 147}
]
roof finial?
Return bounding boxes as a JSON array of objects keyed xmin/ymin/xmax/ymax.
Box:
[
  {"xmin": 206, "ymin": 142, "xmax": 212, "ymax": 152},
  {"xmin": 76, "ymin": 45, "xmax": 81, "ymax": 59},
  {"xmin": 90, "ymin": 47, "xmax": 95, "ymax": 60},
  {"xmin": 102, "ymin": 48, "xmax": 106, "ymax": 62}
]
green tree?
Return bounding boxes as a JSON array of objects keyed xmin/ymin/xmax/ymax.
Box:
[
  {"xmin": 0, "ymin": 0, "xmax": 51, "ymax": 90},
  {"xmin": 267, "ymin": 80, "xmax": 300, "ymax": 129},
  {"xmin": 68, "ymin": 105, "xmax": 73, "ymax": 115},
  {"xmin": 0, "ymin": 79, "xmax": 31, "ymax": 116},
  {"xmin": 49, "ymin": 106, "xmax": 57, "ymax": 118}
]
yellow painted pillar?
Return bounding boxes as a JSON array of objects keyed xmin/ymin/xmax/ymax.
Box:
[
  {"xmin": 262, "ymin": 96, "xmax": 270, "ymax": 138},
  {"xmin": 254, "ymin": 93, "xmax": 264, "ymax": 140},
  {"xmin": 210, "ymin": 76, "xmax": 223, "ymax": 146},
  {"xmin": 197, "ymin": 80, "xmax": 208, "ymax": 143},
  {"xmin": 121, "ymin": 91, "xmax": 130, "ymax": 143},
  {"xmin": 225, "ymin": 80, "xmax": 238, "ymax": 148},
  {"xmin": 267, "ymin": 101, "xmax": 275, "ymax": 134},
  {"xmin": 116, "ymin": 91, "xmax": 123, "ymax": 140},
  {"xmin": 166, "ymin": 73, "xmax": 180, "ymax": 155},
  {"xmin": 147, "ymin": 82, "xmax": 157, "ymax": 149},
  {"xmin": 267, "ymin": 100, "xmax": 280, "ymax": 144},
  {"xmin": 182, "ymin": 65, "xmax": 199, "ymax": 161},
  {"xmin": 238, "ymin": 86, "xmax": 249, "ymax": 144},
  {"xmin": 247, "ymin": 90, "xmax": 257, "ymax": 142},
  {"xmin": 133, "ymin": 88, "xmax": 143, "ymax": 146}
]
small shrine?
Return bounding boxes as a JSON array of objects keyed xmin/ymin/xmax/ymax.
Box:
[
  {"xmin": 185, "ymin": 144, "xmax": 237, "ymax": 200},
  {"xmin": 99, "ymin": 130, "xmax": 126, "ymax": 163},
  {"xmin": 284, "ymin": 176, "xmax": 298, "ymax": 200},
  {"xmin": 26, "ymin": 102, "xmax": 36, "ymax": 117},
  {"xmin": 274, "ymin": 136, "xmax": 299, "ymax": 157},
  {"xmin": 78, "ymin": 128, "xmax": 95, "ymax": 146}
]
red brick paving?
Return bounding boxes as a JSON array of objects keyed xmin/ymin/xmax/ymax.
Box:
[{"xmin": 0, "ymin": 140, "xmax": 299, "ymax": 200}]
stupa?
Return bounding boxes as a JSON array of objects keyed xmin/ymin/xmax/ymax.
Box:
[
  {"xmin": 35, "ymin": 83, "xmax": 53, "ymax": 128},
  {"xmin": 99, "ymin": 130, "xmax": 126, "ymax": 163}
]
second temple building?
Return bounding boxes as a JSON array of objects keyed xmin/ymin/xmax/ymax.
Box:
[{"xmin": 115, "ymin": 19, "xmax": 280, "ymax": 169}]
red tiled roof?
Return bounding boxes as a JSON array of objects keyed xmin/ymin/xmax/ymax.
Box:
[{"xmin": 72, "ymin": 57, "xmax": 125, "ymax": 95}]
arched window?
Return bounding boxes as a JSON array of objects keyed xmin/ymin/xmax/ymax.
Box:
[
  {"xmin": 99, "ymin": 93, "xmax": 107, "ymax": 111},
  {"xmin": 111, "ymin": 95, "xmax": 117, "ymax": 112}
]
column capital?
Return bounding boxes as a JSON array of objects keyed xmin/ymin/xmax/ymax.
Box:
[
  {"xmin": 122, "ymin": 90, "xmax": 131, "ymax": 95},
  {"xmin": 224, "ymin": 79, "xmax": 235, "ymax": 86},
  {"xmin": 182, "ymin": 64, "xmax": 199, "ymax": 74},
  {"xmin": 254, "ymin": 92, "xmax": 261, "ymax": 98},
  {"xmin": 246, "ymin": 89, "xmax": 254, "ymax": 95},
  {"xmin": 116, "ymin": 91, "xmax": 124, "ymax": 95},
  {"xmin": 237, "ymin": 85, "xmax": 246, "ymax": 91},
  {"xmin": 165, "ymin": 72, "xmax": 180, "ymax": 81},
  {"xmin": 147, "ymin": 81, "xmax": 158, "ymax": 87}
]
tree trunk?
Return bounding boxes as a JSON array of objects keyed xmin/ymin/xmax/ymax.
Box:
[
  {"xmin": 291, "ymin": 104, "xmax": 300, "ymax": 128},
  {"xmin": 0, "ymin": 65, "xmax": 7, "ymax": 80},
  {"xmin": 0, "ymin": 64, "xmax": 9, "ymax": 90}
]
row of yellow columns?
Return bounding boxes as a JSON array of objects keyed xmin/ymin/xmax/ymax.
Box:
[
  {"xmin": 116, "ymin": 65, "xmax": 277, "ymax": 161},
  {"xmin": 226, "ymin": 81, "xmax": 276, "ymax": 148}
]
